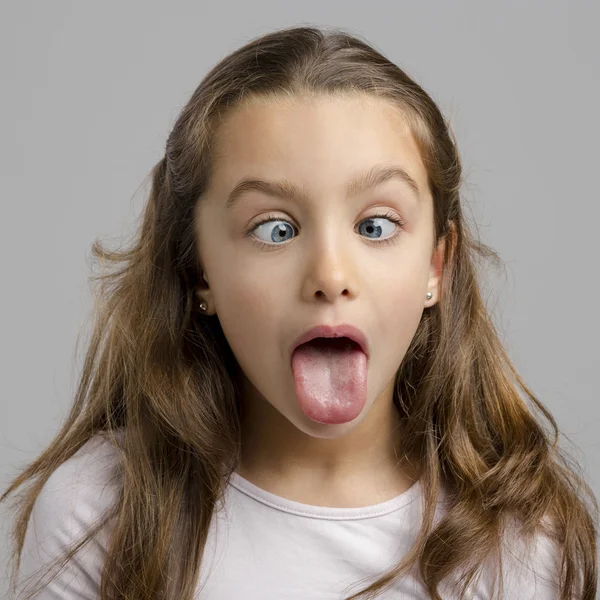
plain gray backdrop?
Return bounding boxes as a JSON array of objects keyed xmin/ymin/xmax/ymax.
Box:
[{"xmin": 1, "ymin": 1, "xmax": 598, "ymax": 593}]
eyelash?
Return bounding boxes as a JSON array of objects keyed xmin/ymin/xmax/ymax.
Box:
[{"xmin": 244, "ymin": 210, "xmax": 405, "ymax": 251}]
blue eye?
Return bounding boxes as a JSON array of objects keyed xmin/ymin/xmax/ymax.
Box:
[
  {"xmin": 245, "ymin": 211, "xmax": 405, "ymax": 250},
  {"xmin": 254, "ymin": 221, "xmax": 295, "ymax": 244}
]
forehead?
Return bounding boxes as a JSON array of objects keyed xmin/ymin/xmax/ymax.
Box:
[{"xmin": 209, "ymin": 94, "xmax": 429, "ymax": 200}]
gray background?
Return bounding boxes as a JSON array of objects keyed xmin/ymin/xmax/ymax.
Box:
[{"xmin": 1, "ymin": 0, "xmax": 598, "ymax": 593}]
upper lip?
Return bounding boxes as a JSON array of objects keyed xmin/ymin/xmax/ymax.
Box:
[{"xmin": 291, "ymin": 323, "xmax": 369, "ymax": 359}]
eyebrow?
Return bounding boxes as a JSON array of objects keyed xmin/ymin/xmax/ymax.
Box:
[{"xmin": 224, "ymin": 164, "xmax": 421, "ymax": 211}]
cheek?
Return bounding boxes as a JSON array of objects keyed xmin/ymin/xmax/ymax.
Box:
[
  {"xmin": 216, "ymin": 266, "xmax": 280, "ymax": 318},
  {"xmin": 379, "ymin": 289, "xmax": 424, "ymax": 333},
  {"xmin": 213, "ymin": 269, "xmax": 283, "ymax": 358},
  {"xmin": 374, "ymin": 269, "xmax": 429, "ymax": 346}
]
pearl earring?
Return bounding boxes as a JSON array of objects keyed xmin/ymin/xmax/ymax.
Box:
[{"xmin": 426, "ymin": 292, "xmax": 433, "ymax": 300}]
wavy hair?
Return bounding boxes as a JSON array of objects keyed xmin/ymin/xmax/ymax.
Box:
[{"xmin": 2, "ymin": 25, "xmax": 597, "ymax": 600}]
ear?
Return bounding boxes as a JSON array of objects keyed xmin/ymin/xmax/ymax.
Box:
[
  {"xmin": 427, "ymin": 221, "xmax": 455, "ymax": 305},
  {"xmin": 194, "ymin": 271, "xmax": 211, "ymax": 305}
]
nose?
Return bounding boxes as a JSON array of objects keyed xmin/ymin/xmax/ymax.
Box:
[{"xmin": 301, "ymin": 231, "xmax": 358, "ymax": 304}]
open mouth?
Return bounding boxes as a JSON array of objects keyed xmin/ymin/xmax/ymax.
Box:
[{"xmin": 299, "ymin": 336, "xmax": 362, "ymax": 352}]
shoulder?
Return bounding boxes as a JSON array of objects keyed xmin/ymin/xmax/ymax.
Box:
[
  {"xmin": 473, "ymin": 518, "xmax": 561, "ymax": 600},
  {"xmin": 16, "ymin": 433, "xmax": 123, "ymax": 599},
  {"xmin": 432, "ymin": 490, "xmax": 561, "ymax": 600},
  {"xmin": 29, "ymin": 433, "xmax": 123, "ymax": 533}
]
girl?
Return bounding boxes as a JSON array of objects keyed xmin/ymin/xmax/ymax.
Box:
[{"xmin": 2, "ymin": 25, "xmax": 597, "ymax": 600}]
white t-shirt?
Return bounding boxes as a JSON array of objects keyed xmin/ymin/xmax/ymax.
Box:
[{"xmin": 14, "ymin": 434, "xmax": 560, "ymax": 599}]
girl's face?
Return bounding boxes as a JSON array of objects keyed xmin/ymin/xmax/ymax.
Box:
[{"xmin": 195, "ymin": 93, "xmax": 444, "ymax": 443}]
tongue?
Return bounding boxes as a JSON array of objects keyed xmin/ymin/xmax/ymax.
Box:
[{"xmin": 291, "ymin": 338, "xmax": 367, "ymax": 424}]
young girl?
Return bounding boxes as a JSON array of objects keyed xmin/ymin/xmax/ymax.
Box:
[{"xmin": 2, "ymin": 25, "xmax": 597, "ymax": 600}]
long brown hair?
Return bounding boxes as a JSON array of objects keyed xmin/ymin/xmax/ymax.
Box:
[{"xmin": 2, "ymin": 25, "xmax": 597, "ymax": 600}]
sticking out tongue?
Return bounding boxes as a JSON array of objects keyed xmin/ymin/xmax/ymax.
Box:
[{"xmin": 291, "ymin": 337, "xmax": 367, "ymax": 424}]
